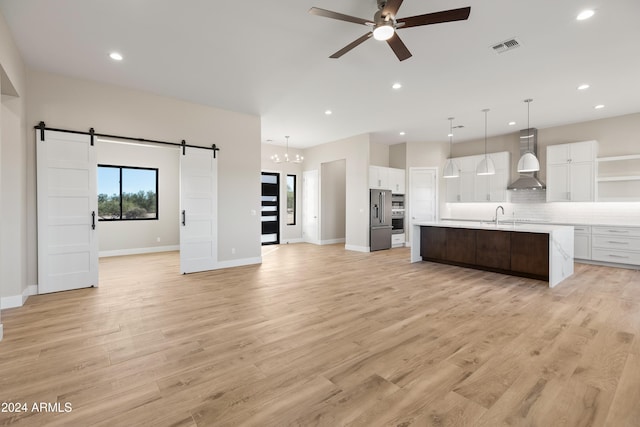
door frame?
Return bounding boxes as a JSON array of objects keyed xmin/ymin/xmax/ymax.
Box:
[
  {"xmin": 260, "ymin": 171, "xmax": 280, "ymax": 245},
  {"xmin": 302, "ymin": 169, "xmax": 320, "ymax": 244}
]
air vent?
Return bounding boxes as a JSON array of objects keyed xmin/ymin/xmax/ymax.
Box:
[{"xmin": 491, "ymin": 38, "xmax": 521, "ymax": 54}]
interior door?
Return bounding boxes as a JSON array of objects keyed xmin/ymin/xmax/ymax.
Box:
[
  {"xmin": 180, "ymin": 149, "xmax": 217, "ymax": 274},
  {"xmin": 37, "ymin": 130, "xmax": 98, "ymax": 294},
  {"xmin": 409, "ymin": 167, "xmax": 438, "ymax": 224},
  {"xmin": 302, "ymin": 169, "xmax": 319, "ymax": 244}
]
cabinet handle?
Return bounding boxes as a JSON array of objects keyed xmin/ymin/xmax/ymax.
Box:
[
  {"xmin": 91, "ymin": 211, "xmax": 96, "ymax": 230},
  {"xmin": 608, "ymin": 241, "xmax": 629, "ymax": 244},
  {"xmin": 608, "ymin": 254, "xmax": 629, "ymax": 259},
  {"xmin": 182, "ymin": 210, "xmax": 186, "ymax": 226},
  {"xmin": 608, "ymin": 230, "xmax": 629, "ymax": 233}
]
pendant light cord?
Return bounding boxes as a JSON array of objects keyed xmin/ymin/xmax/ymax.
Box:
[
  {"xmin": 483, "ymin": 109, "xmax": 489, "ymax": 158},
  {"xmin": 525, "ymin": 98, "xmax": 533, "ymax": 152},
  {"xmin": 448, "ymin": 117, "xmax": 454, "ymax": 158}
]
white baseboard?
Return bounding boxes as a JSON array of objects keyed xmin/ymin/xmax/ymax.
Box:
[
  {"xmin": 304, "ymin": 239, "xmax": 321, "ymax": 245},
  {"xmin": 1, "ymin": 284, "xmax": 37, "ymax": 310},
  {"xmin": 344, "ymin": 245, "xmax": 369, "ymax": 253},
  {"xmin": 99, "ymin": 245, "xmax": 179, "ymax": 258},
  {"xmin": 320, "ymin": 238, "xmax": 346, "ymax": 245},
  {"xmin": 215, "ymin": 257, "xmax": 262, "ymax": 269},
  {"xmin": 0, "ymin": 324, "xmax": 3, "ymax": 342},
  {"xmin": 281, "ymin": 238, "xmax": 304, "ymax": 244}
]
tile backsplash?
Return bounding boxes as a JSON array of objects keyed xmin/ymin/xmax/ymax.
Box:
[{"xmin": 444, "ymin": 196, "xmax": 640, "ymax": 226}]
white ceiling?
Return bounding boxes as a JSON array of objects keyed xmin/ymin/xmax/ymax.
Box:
[{"xmin": 1, "ymin": 0, "xmax": 639, "ymax": 148}]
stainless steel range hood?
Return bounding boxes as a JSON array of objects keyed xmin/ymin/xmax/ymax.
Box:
[{"xmin": 507, "ymin": 128, "xmax": 546, "ymax": 191}]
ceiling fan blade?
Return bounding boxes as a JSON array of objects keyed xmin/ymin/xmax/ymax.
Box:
[
  {"xmin": 397, "ymin": 7, "xmax": 471, "ymax": 29},
  {"xmin": 309, "ymin": 7, "xmax": 373, "ymax": 26},
  {"xmin": 330, "ymin": 33, "xmax": 373, "ymax": 58},
  {"xmin": 386, "ymin": 33, "xmax": 412, "ymax": 61},
  {"xmin": 381, "ymin": 0, "xmax": 404, "ymax": 18}
]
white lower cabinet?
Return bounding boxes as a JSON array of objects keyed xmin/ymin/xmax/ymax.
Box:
[
  {"xmin": 574, "ymin": 225, "xmax": 591, "ymax": 260},
  {"xmin": 392, "ymin": 233, "xmax": 405, "ymax": 248},
  {"xmin": 590, "ymin": 226, "xmax": 640, "ymax": 266}
]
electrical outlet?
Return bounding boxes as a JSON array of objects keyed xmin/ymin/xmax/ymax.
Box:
[
  {"xmin": 231, "ymin": 248, "xmax": 236, "ymax": 254},
  {"xmin": 156, "ymin": 237, "xmax": 161, "ymax": 242}
]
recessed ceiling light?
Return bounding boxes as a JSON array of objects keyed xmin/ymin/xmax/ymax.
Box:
[
  {"xmin": 594, "ymin": 104, "xmax": 605, "ymax": 109},
  {"xmin": 508, "ymin": 121, "xmax": 516, "ymax": 126},
  {"xmin": 325, "ymin": 110, "xmax": 332, "ymax": 115},
  {"xmin": 109, "ymin": 52, "xmax": 123, "ymax": 61},
  {"xmin": 577, "ymin": 10, "xmax": 595, "ymax": 20},
  {"xmin": 392, "ymin": 83, "xmax": 402, "ymax": 90},
  {"xmin": 399, "ymin": 131, "xmax": 406, "ymax": 136},
  {"xmin": 578, "ymin": 84, "xmax": 590, "ymax": 90}
]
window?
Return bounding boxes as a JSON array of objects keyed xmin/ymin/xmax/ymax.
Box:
[
  {"xmin": 286, "ymin": 174, "xmax": 296, "ymax": 225},
  {"xmin": 98, "ymin": 165, "xmax": 158, "ymax": 220}
]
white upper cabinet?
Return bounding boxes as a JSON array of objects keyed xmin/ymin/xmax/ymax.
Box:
[
  {"xmin": 546, "ymin": 140, "xmax": 597, "ymax": 202},
  {"xmin": 446, "ymin": 152, "xmax": 510, "ymax": 203},
  {"xmin": 388, "ymin": 168, "xmax": 406, "ymax": 194},
  {"xmin": 474, "ymin": 152, "xmax": 510, "ymax": 202},
  {"xmin": 370, "ymin": 166, "xmax": 405, "ymax": 193},
  {"xmin": 369, "ymin": 165, "xmax": 390, "ymax": 189}
]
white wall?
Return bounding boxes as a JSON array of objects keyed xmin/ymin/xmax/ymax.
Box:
[
  {"xmin": 389, "ymin": 143, "xmax": 406, "ymax": 169},
  {"xmin": 261, "ymin": 143, "xmax": 303, "ymax": 243},
  {"xmin": 303, "ymin": 133, "xmax": 370, "ymax": 251},
  {"xmin": 97, "ymin": 141, "xmax": 180, "ymax": 255},
  {"xmin": 26, "ymin": 69, "xmax": 262, "ymax": 287},
  {"xmin": 0, "ymin": 10, "xmax": 28, "ymax": 331},
  {"xmin": 369, "ymin": 142, "xmax": 389, "ymax": 167},
  {"xmin": 321, "ymin": 159, "xmax": 346, "ymax": 243}
]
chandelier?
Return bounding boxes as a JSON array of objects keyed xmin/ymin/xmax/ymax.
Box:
[{"xmin": 271, "ymin": 136, "xmax": 303, "ymax": 163}]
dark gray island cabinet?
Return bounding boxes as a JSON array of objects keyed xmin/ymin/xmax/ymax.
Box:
[{"xmin": 411, "ymin": 222, "xmax": 574, "ymax": 287}]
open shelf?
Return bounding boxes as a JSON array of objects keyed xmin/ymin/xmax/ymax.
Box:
[
  {"xmin": 597, "ymin": 175, "xmax": 640, "ymax": 182},
  {"xmin": 597, "ymin": 154, "xmax": 640, "ymax": 162},
  {"xmin": 596, "ymin": 152, "xmax": 640, "ymax": 201}
]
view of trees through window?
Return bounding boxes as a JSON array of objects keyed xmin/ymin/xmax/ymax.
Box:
[{"xmin": 98, "ymin": 165, "xmax": 158, "ymax": 220}]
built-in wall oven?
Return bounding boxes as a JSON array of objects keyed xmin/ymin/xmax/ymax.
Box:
[{"xmin": 391, "ymin": 194, "xmax": 405, "ymax": 234}]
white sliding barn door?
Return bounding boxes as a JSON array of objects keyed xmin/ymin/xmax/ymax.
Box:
[
  {"xmin": 180, "ymin": 149, "xmax": 218, "ymax": 273},
  {"xmin": 37, "ymin": 130, "xmax": 98, "ymax": 294}
]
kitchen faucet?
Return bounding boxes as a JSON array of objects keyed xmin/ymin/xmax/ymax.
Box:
[{"xmin": 495, "ymin": 205, "xmax": 505, "ymax": 225}]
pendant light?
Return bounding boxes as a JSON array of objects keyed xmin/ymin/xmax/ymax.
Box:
[
  {"xmin": 270, "ymin": 136, "xmax": 303, "ymax": 164},
  {"xmin": 443, "ymin": 117, "xmax": 460, "ymax": 178},
  {"xmin": 476, "ymin": 109, "xmax": 495, "ymax": 176},
  {"xmin": 517, "ymin": 98, "xmax": 540, "ymax": 172}
]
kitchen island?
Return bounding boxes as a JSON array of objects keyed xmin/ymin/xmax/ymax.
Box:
[{"xmin": 411, "ymin": 221, "xmax": 574, "ymax": 287}]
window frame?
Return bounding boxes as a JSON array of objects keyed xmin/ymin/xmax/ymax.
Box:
[
  {"xmin": 286, "ymin": 174, "xmax": 296, "ymax": 226},
  {"xmin": 98, "ymin": 164, "xmax": 159, "ymax": 221}
]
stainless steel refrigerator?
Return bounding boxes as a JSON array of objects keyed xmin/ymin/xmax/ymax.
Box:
[{"xmin": 370, "ymin": 189, "xmax": 392, "ymax": 251}]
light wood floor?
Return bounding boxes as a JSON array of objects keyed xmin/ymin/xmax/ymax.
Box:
[{"xmin": 1, "ymin": 244, "xmax": 639, "ymax": 426}]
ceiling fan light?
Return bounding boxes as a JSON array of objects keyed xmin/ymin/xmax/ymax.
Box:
[
  {"xmin": 373, "ymin": 24, "xmax": 395, "ymax": 41},
  {"xmin": 443, "ymin": 159, "xmax": 460, "ymax": 178},
  {"xmin": 517, "ymin": 152, "xmax": 540, "ymax": 173},
  {"xmin": 476, "ymin": 156, "xmax": 496, "ymax": 176}
]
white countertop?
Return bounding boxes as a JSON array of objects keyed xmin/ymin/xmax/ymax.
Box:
[
  {"xmin": 440, "ymin": 217, "xmax": 640, "ymax": 228},
  {"xmin": 413, "ymin": 220, "xmax": 573, "ymax": 234}
]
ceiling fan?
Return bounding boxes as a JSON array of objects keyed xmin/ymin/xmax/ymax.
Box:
[{"xmin": 309, "ymin": 0, "xmax": 471, "ymax": 61}]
